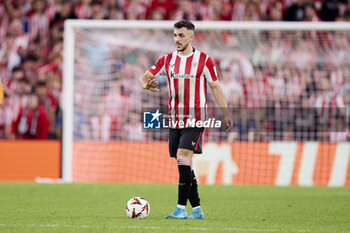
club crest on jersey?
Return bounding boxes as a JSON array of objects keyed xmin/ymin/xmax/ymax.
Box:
[
  {"xmin": 192, "ymin": 63, "xmax": 198, "ymax": 68},
  {"xmin": 170, "ymin": 71, "xmax": 195, "ymax": 79}
]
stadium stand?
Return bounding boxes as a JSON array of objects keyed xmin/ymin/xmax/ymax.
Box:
[{"xmin": 0, "ymin": 0, "xmax": 349, "ymax": 141}]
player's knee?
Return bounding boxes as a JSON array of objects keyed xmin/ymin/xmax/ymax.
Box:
[
  {"xmin": 177, "ymin": 148, "xmax": 193, "ymax": 157},
  {"xmin": 177, "ymin": 155, "xmax": 192, "ymax": 166}
]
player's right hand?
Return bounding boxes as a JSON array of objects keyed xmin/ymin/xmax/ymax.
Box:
[{"xmin": 144, "ymin": 78, "xmax": 159, "ymax": 92}]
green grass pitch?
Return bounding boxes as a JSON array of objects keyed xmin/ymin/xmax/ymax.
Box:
[{"xmin": 0, "ymin": 183, "xmax": 349, "ymax": 233}]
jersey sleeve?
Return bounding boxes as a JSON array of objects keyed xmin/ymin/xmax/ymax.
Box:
[
  {"xmin": 203, "ymin": 56, "xmax": 218, "ymax": 83},
  {"xmin": 148, "ymin": 56, "xmax": 166, "ymax": 76}
]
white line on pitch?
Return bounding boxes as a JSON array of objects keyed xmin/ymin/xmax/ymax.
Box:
[{"xmin": 0, "ymin": 223, "xmax": 335, "ymax": 232}]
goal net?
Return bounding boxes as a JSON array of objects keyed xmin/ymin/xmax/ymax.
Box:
[{"xmin": 63, "ymin": 20, "xmax": 350, "ymax": 186}]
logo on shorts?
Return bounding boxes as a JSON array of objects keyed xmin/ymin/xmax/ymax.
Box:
[
  {"xmin": 143, "ymin": 109, "xmax": 162, "ymax": 129},
  {"xmin": 191, "ymin": 141, "xmax": 196, "ymax": 146}
]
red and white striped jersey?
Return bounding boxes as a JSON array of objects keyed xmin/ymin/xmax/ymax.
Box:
[
  {"xmin": 7, "ymin": 95, "xmax": 28, "ymax": 122},
  {"xmin": 330, "ymin": 69, "xmax": 344, "ymax": 93},
  {"xmin": 312, "ymin": 92, "xmax": 345, "ymax": 111},
  {"xmin": 311, "ymin": 92, "xmax": 345, "ymax": 134},
  {"xmin": 0, "ymin": 14, "xmax": 9, "ymax": 43},
  {"xmin": 29, "ymin": 13, "xmax": 49, "ymax": 46},
  {"xmin": 46, "ymin": 3, "xmax": 60, "ymax": 21},
  {"xmin": 148, "ymin": 49, "xmax": 218, "ymax": 127},
  {"xmin": 0, "ymin": 101, "xmax": 13, "ymax": 138}
]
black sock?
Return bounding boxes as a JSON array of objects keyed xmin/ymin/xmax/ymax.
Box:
[
  {"xmin": 189, "ymin": 170, "xmax": 200, "ymax": 208},
  {"xmin": 177, "ymin": 165, "xmax": 192, "ymax": 206}
]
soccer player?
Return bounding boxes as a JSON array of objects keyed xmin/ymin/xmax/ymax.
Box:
[{"xmin": 138, "ymin": 20, "xmax": 233, "ymax": 219}]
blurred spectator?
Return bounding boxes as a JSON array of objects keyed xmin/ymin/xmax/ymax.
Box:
[
  {"xmin": 12, "ymin": 92, "xmax": 49, "ymax": 139},
  {"xmin": 15, "ymin": 77, "xmax": 31, "ymax": 97},
  {"xmin": 0, "ymin": 96, "xmax": 13, "ymax": 139},
  {"xmin": 148, "ymin": 0, "xmax": 176, "ymax": 20},
  {"xmin": 174, "ymin": 0, "xmax": 200, "ymax": 20},
  {"xmin": 195, "ymin": 0, "xmax": 212, "ymax": 21},
  {"xmin": 150, "ymin": 8, "xmax": 166, "ymax": 20},
  {"xmin": 83, "ymin": 39, "xmax": 110, "ymax": 74},
  {"xmin": 343, "ymin": 9, "xmax": 350, "ymax": 21},
  {"xmin": 2, "ymin": 19, "xmax": 30, "ymax": 74},
  {"xmin": 288, "ymin": 35, "xmax": 316, "ymax": 69},
  {"xmin": 320, "ymin": 0, "xmax": 346, "ymax": 21},
  {"xmin": 200, "ymin": 0, "xmax": 233, "ymax": 21},
  {"xmin": 121, "ymin": 110, "xmax": 146, "ymax": 140},
  {"xmin": 90, "ymin": 0, "xmax": 109, "ymax": 19},
  {"xmin": 304, "ymin": 3, "xmax": 320, "ymax": 21},
  {"xmin": 243, "ymin": 1, "xmax": 261, "ymax": 21},
  {"xmin": 262, "ymin": 0, "xmax": 284, "ymax": 21},
  {"xmin": 220, "ymin": 0, "xmax": 234, "ymax": 21},
  {"xmin": 230, "ymin": 109, "xmax": 257, "ymax": 141},
  {"xmin": 89, "ymin": 100, "xmax": 118, "ymax": 141},
  {"xmin": 28, "ymin": 0, "xmax": 50, "ymax": 46},
  {"xmin": 105, "ymin": 0, "xmax": 124, "ymax": 19},
  {"xmin": 283, "ymin": 0, "xmax": 306, "ymax": 21},
  {"xmin": 74, "ymin": 107, "xmax": 90, "ymax": 140},
  {"xmin": 46, "ymin": 0, "xmax": 61, "ymax": 21},
  {"xmin": 3, "ymin": 0, "xmax": 25, "ymax": 20},
  {"xmin": 219, "ymin": 59, "xmax": 244, "ymax": 106},
  {"xmin": 5, "ymin": 66, "xmax": 26, "ymax": 96},
  {"xmin": 232, "ymin": 0, "xmax": 247, "ymax": 21},
  {"xmin": 34, "ymin": 81, "xmax": 57, "ymax": 138},
  {"xmin": 0, "ymin": 0, "xmax": 350, "ymax": 142},
  {"xmin": 23, "ymin": 54, "xmax": 40, "ymax": 84},
  {"xmin": 31, "ymin": 37, "xmax": 50, "ymax": 62},
  {"xmin": 326, "ymin": 31, "xmax": 350, "ymax": 69},
  {"xmin": 124, "ymin": 0, "xmax": 149, "ymax": 20},
  {"xmin": 52, "ymin": 0, "xmax": 77, "ymax": 29},
  {"xmin": 268, "ymin": 6, "xmax": 283, "ymax": 21},
  {"xmin": 103, "ymin": 78, "xmax": 128, "ymax": 133},
  {"xmin": 75, "ymin": 0, "xmax": 92, "ymax": 19}
]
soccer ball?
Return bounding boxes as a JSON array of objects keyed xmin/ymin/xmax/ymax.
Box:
[{"xmin": 125, "ymin": 197, "xmax": 150, "ymax": 219}]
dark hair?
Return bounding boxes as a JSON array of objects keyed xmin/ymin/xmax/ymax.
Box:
[
  {"xmin": 26, "ymin": 54, "xmax": 39, "ymax": 62},
  {"xmin": 174, "ymin": 20, "xmax": 195, "ymax": 31},
  {"xmin": 36, "ymin": 81, "xmax": 46, "ymax": 87},
  {"xmin": 32, "ymin": 81, "xmax": 46, "ymax": 93},
  {"xmin": 17, "ymin": 77, "xmax": 29, "ymax": 83},
  {"xmin": 12, "ymin": 66, "xmax": 23, "ymax": 73},
  {"xmin": 344, "ymin": 9, "xmax": 350, "ymax": 19},
  {"xmin": 305, "ymin": 3, "xmax": 316, "ymax": 10},
  {"xmin": 60, "ymin": 0, "xmax": 70, "ymax": 4},
  {"xmin": 91, "ymin": 0, "xmax": 102, "ymax": 6}
]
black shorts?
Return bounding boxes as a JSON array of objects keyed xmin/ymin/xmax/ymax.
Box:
[{"xmin": 168, "ymin": 127, "xmax": 205, "ymax": 157}]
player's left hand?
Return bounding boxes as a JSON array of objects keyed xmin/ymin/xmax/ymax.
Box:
[{"xmin": 224, "ymin": 115, "xmax": 233, "ymax": 132}]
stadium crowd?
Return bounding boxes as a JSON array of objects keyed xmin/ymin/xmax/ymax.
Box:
[{"xmin": 0, "ymin": 0, "xmax": 349, "ymax": 141}]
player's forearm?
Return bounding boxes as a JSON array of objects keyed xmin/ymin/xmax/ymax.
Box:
[
  {"xmin": 138, "ymin": 71, "xmax": 153, "ymax": 88},
  {"xmin": 138, "ymin": 74, "xmax": 148, "ymax": 89},
  {"xmin": 211, "ymin": 85, "xmax": 229, "ymax": 117},
  {"xmin": 138, "ymin": 71, "xmax": 159, "ymax": 92}
]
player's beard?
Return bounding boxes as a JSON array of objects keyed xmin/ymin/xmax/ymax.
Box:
[{"xmin": 177, "ymin": 43, "xmax": 189, "ymax": 52}]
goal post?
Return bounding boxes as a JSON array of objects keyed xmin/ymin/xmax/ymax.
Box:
[{"xmin": 62, "ymin": 20, "xmax": 350, "ymax": 185}]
